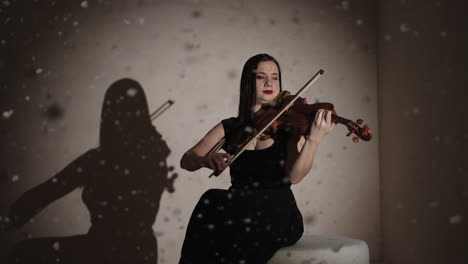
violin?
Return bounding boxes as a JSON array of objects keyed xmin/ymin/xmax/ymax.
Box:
[
  {"xmin": 252, "ymin": 90, "xmax": 372, "ymax": 143},
  {"xmin": 207, "ymin": 69, "xmax": 372, "ymax": 178}
]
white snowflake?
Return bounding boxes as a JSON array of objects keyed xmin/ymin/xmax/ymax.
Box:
[
  {"xmin": 126, "ymin": 87, "xmax": 138, "ymax": 97},
  {"xmin": 341, "ymin": 1, "xmax": 350, "ymax": 10},
  {"xmin": 80, "ymin": 1, "xmax": 88, "ymax": 8},
  {"xmin": 400, "ymin": 23, "xmax": 410, "ymax": 32},
  {"xmin": 2, "ymin": 109, "xmax": 14, "ymax": 119},
  {"xmin": 52, "ymin": 241, "xmax": 60, "ymax": 251},
  {"xmin": 449, "ymin": 215, "xmax": 462, "ymax": 224}
]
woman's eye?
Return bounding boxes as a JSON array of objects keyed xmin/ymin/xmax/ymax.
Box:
[{"xmin": 256, "ymin": 75, "xmax": 264, "ymax": 79}]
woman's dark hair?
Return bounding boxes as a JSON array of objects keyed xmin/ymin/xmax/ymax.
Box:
[
  {"xmin": 238, "ymin": 54, "xmax": 282, "ymax": 126},
  {"xmin": 99, "ymin": 78, "xmax": 153, "ymax": 151}
]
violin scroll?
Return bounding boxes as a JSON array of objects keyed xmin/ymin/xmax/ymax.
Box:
[{"xmin": 346, "ymin": 119, "xmax": 373, "ymax": 143}]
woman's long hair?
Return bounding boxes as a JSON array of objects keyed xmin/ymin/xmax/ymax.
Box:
[
  {"xmin": 99, "ymin": 78, "xmax": 154, "ymax": 153},
  {"xmin": 238, "ymin": 54, "xmax": 282, "ymax": 126}
]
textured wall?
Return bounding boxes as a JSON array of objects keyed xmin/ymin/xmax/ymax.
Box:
[
  {"xmin": 378, "ymin": 1, "xmax": 468, "ymax": 264},
  {"xmin": 0, "ymin": 0, "xmax": 380, "ymax": 262}
]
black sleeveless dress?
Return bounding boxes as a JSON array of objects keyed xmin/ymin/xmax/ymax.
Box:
[{"xmin": 179, "ymin": 117, "xmax": 304, "ymax": 264}]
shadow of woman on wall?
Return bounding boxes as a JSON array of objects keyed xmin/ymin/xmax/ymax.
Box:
[{"xmin": 5, "ymin": 78, "xmax": 175, "ymax": 264}]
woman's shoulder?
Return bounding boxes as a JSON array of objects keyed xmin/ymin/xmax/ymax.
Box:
[{"xmin": 220, "ymin": 116, "xmax": 240, "ymax": 129}]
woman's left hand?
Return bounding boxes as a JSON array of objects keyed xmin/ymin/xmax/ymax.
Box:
[{"xmin": 307, "ymin": 109, "xmax": 336, "ymax": 143}]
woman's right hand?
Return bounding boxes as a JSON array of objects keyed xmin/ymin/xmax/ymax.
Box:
[{"xmin": 201, "ymin": 153, "xmax": 232, "ymax": 172}]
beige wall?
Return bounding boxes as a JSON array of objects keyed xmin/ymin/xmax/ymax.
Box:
[
  {"xmin": 378, "ymin": 1, "xmax": 468, "ymax": 264},
  {"xmin": 0, "ymin": 0, "xmax": 380, "ymax": 262}
]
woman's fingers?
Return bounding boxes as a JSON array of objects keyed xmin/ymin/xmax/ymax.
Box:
[
  {"xmin": 205, "ymin": 153, "xmax": 231, "ymax": 171},
  {"xmin": 325, "ymin": 110, "xmax": 332, "ymax": 124},
  {"xmin": 314, "ymin": 109, "xmax": 324, "ymax": 125},
  {"xmin": 223, "ymin": 153, "xmax": 232, "ymax": 165}
]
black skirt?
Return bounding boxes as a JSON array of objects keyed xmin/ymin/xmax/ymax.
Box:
[{"xmin": 179, "ymin": 187, "xmax": 303, "ymax": 264}]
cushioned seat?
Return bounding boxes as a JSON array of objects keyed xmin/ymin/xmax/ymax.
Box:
[{"xmin": 268, "ymin": 235, "xmax": 370, "ymax": 264}]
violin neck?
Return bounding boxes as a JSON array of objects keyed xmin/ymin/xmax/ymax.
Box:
[{"xmin": 332, "ymin": 114, "xmax": 352, "ymax": 126}]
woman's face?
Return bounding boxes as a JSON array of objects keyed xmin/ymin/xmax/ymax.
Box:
[{"xmin": 255, "ymin": 61, "xmax": 280, "ymax": 107}]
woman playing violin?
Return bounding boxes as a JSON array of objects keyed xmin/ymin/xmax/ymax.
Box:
[{"xmin": 179, "ymin": 53, "xmax": 336, "ymax": 264}]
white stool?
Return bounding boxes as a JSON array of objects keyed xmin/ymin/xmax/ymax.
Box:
[{"xmin": 268, "ymin": 235, "xmax": 370, "ymax": 264}]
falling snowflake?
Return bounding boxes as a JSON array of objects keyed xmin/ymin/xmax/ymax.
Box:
[
  {"xmin": 11, "ymin": 175, "xmax": 19, "ymax": 182},
  {"xmin": 341, "ymin": 1, "xmax": 350, "ymax": 10},
  {"xmin": 80, "ymin": 1, "xmax": 88, "ymax": 8},
  {"xmin": 52, "ymin": 241, "xmax": 60, "ymax": 251},
  {"xmin": 400, "ymin": 23, "xmax": 410, "ymax": 32},
  {"xmin": 449, "ymin": 215, "xmax": 462, "ymax": 224},
  {"xmin": 2, "ymin": 109, "xmax": 14, "ymax": 119},
  {"xmin": 244, "ymin": 126, "xmax": 254, "ymax": 133},
  {"xmin": 355, "ymin": 19, "xmax": 363, "ymax": 26},
  {"xmin": 440, "ymin": 32, "xmax": 447, "ymax": 37},
  {"xmin": 428, "ymin": 201, "xmax": 439, "ymax": 208},
  {"xmin": 384, "ymin": 33, "xmax": 392, "ymax": 41},
  {"xmin": 126, "ymin": 87, "xmax": 138, "ymax": 97}
]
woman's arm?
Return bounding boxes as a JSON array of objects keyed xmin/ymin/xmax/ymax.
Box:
[
  {"xmin": 286, "ymin": 109, "xmax": 336, "ymax": 184},
  {"xmin": 180, "ymin": 122, "xmax": 231, "ymax": 172}
]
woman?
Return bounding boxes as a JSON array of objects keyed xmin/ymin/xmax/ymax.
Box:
[
  {"xmin": 179, "ymin": 54, "xmax": 336, "ymax": 264},
  {"xmin": 6, "ymin": 78, "xmax": 171, "ymax": 264}
]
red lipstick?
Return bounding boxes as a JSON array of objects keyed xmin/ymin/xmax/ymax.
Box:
[{"xmin": 263, "ymin": 90, "xmax": 273, "ymax": 94}]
